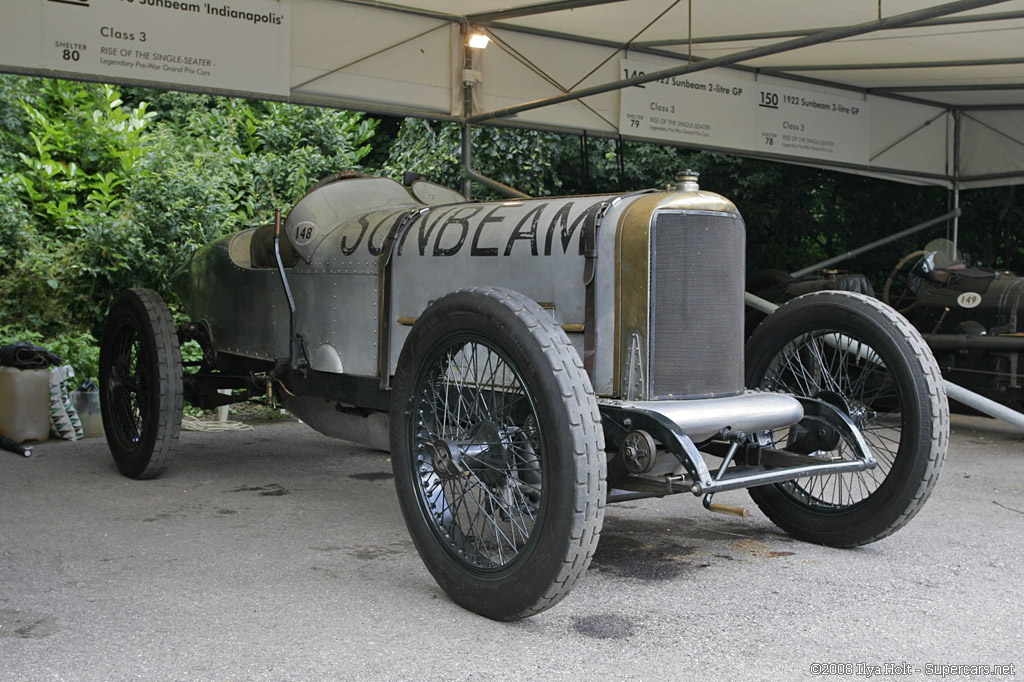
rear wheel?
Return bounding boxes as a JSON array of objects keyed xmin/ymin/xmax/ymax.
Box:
[
  {"xmin": 391, "ymin": 287, "xmax": 606, "ymax": 620},
  {"xmin": 745, "ymin": 291, "xmax": 947, "ymax": 546},
  {"xmin": 99, "ymin": 288, "xmax": 183, "ymax": 479}
]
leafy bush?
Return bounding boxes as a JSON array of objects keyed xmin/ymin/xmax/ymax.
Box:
[
  {"xmin": 0, "ymin": 76, "xmax": 377, "ymax": 382},
  {"xmin": 384, "ymin": 119, "xmax": 567, "ymax": 198}
]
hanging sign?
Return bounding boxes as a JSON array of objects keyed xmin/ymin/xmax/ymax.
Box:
[
  {"xmin": 619, "ymin": 59, "xmax": 870, "ymax": 166},
  {"xmin": 1, "ymin": 0, "xmax": 290, "ymax": 97}
]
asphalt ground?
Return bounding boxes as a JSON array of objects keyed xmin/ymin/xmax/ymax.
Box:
[{"xmin": 1, "ymin": 414, "xmax": 1021, "ymax": 682}]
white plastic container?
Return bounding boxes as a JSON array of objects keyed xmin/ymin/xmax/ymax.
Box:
[
  {"xmin": 0, "ymin": 367, "xmax": 51, "ymax": 442},
  {"xmin": 71, "ymin": 390, "xmax": 105, "ymax": 439}
]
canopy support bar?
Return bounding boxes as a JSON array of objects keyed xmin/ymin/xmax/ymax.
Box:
[
  {"xmin": 633, "ymin": 8, "xmax": 1024, "ymax": 47},
  {"xmin": 765, "ymin": 56, "xmax": 1024, "ymax": 72},
  {"xmin": 467, "ymin": 0, "xmax": 629, "ymax": 23},
  {"xmin": 788, "ymin": 209, "xmax": 961, "ymax": 278},
  {"xmin": 871, "ymin": 110, "xmax": 948, "ymax": 163},
  {"xmin": 953, "ymin": 110, "xmax": 962, "ymax": 253},
  {"xmin": 875, "ymin": 83, "xmax": 1024, "ymax": 93}
]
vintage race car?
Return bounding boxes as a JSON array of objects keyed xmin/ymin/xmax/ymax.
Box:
[
  {"xmin": 99, "ymin": 171, "xmax": 948, "ymax": 620},
  {"xmin": 883, "ymin": 239, "xmax": 1024, "ymax": 411},
  {"xmin": 748, "ymin": 238, "xmax": 1024, "ymax": 412}
]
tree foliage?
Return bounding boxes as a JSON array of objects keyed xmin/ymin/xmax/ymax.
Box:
[
  {"xmin": 383, "ymin": 119, "xmax": 568, "ymax": 197},
  {"xmin": 0, "ymin": 75, "xmax": 375, "ymax": 379}
]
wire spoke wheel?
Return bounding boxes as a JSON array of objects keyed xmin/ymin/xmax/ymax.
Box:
[
  {"xmin": 746, "ymin": 291, "xmax": 947, "ymax": 547},
  {"xmin": 413, "ymin": 337, "xmax": 543, "ymax": 569},
  {"xmin": 100, "ymin": 289, "xmax": 182, "ymax": 479},
  {"xmin": 756, "ymin": 330, "xmax": 900, "ymax": 509},
  {"xmin": 107, "ymin": 319, "xmax": 149, "ymax": 447},
  {"xmin": 391, "ymin": 287, "xmax": 605, "ymax": 620}
]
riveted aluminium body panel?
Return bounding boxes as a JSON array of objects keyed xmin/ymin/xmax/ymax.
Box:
[
  {"xmin": 185, "ymin": 232, "xmax": 291, "ymax": 361},
  {"xmin": 387, "ymin": 195, "xmax": 622, "ymax": 387},
  {"xmin": 289, "ymin": 205, "xmax": 413, "ymax": 375}
]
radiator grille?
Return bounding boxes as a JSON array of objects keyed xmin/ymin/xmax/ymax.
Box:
[{"xmin": 649, "ymin": 210, "xmax": 745, "ymax": 399}]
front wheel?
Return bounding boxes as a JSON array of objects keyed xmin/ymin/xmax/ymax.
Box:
[
  {"xmin": 99, "ymin": 288, "xmax": 183, "ymax": 479},
  {"xmin": 390, "ymin": 287, "xmax": 606, "ymax": 620},
  {"xmin": 745, "ymin": 291, "xmax": 947, "ymax": 547}
]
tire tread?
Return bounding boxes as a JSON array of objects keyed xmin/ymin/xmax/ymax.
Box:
[
  {"xmin": 465, "ymin": 286, "xmax": 607, "ymax": 618},
  {"xmin": 390, "ymin": 285, "xmax": 606, "ymax": 620},
  {"xmin": 100, "ymin": 288, "xmax": 183, "ymax": 480}
]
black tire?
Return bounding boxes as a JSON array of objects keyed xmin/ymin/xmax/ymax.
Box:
[
  {"xmin": 390, "ymin": 286, "xmax": 606, "ymax": 620},
  {"xmin": 745, "ymin": 291, "xmax": 947, "ymax": 547},
  {"xmin": 99, "ymin": 288, "xmax": 183, "ymax": 479}
]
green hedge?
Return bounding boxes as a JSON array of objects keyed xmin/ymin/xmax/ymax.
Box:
[{"xmin": 0, "ymin": 76, "xmax": 375, "ymax": 381}]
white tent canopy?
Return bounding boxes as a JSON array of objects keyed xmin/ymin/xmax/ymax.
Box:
[
  {"xmin": 3, "ymin": 0, "xmax": 1024, "ymax": 187},
  {"xmin": 287, "ymin": 0, "xmax": 1024, "ymax": 189}
]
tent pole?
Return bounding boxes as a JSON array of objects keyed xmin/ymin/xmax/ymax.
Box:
[
  {"xmin": 952, "ymin": 109, "xmax": 962, "ymax": 254},
  {"xmin": 461, "ymin": 32, "xmax": 474, "ymax": 200},
  {"xmin": 458, "ymin": 30, "xmax": 530, "ymax": 200},
  {"xmin": 461, "ymin": 122, "xmax": 473, "ymax": 200}
]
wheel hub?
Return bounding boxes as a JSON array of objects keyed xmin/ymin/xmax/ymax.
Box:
[
  {"xmin": 789, "ymin": 390, "xmax": 875, "ymax": 455},
  {"xmin": 464, "ymin": 422, "xmax": 512, "ymax": 486},
  {"xmin": 109, "ymin": 366, "xmax": 140, "ymax": 393},
  {"xmin": 426, "ymin": 439, "xmax": 461, "ymax": 479},
  {"xmin": 817, "ymin": 389, "xmax": 875, "ymax": 429},
  {"xmin": 426, "ymin": 421, "xmax": 512, "ymax": 485},
  {"xmin": 791, "ymin": 391, "xmax": 847, "ymax": 453}
]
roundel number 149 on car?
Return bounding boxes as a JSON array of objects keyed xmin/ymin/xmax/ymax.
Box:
[{"xmin": 957, "ymin": 291, "xmax": 982, "ymax": 309}]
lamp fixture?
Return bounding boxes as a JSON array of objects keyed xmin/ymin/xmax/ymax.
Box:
[{"xmin": 467, "ymin": 33, "xmax": 490, "ymax": 49}]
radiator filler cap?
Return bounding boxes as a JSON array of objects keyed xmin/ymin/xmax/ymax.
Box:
[{"xmin": 676, "ymin": 170, "xmax": 700, "ymax": 192}]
